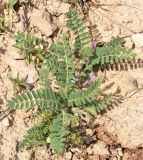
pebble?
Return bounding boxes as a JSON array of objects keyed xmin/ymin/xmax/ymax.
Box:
[
  {"xmin": 64, "ymin": 152, "xmax": 72, "ymax": 160},
  {"xmin": 71, "ymin": 147, "xmax": 82, "ymax": 153},
  {"xmin": 83, "ymin": 135, "xmax": 95, "ymax": 145},
  {"xmin": 92, "ymin": 141, "xmax": 110, "ymax": 156},
  {"xmin": 17, "ymin": 150, "xmax": 33, "ymax": 160},
  {"xmin": 87, "ymin": 147, "xmax": 93, "ymax": 155},
  {"xmin": 86, "ymin": 128, "xmax": 94, "ymax": 136},
  {"xmin": 46, "ymin": 137, "xmax": 50, "ymax": 143},
  {"xmin": 132, "ymin": 33, "xmax": 143, "ymax": 48},
  {"xmin": 2, "ymin": 118, "xmax": 10, "ymax": 127}
]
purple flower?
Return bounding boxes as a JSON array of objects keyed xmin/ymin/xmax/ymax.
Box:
[
  {"xmin": 82, "ymin": 72, "xmax": 95, "ymax": 87},
  {"xmin": 92, "ymin": 41, "xmax": 96, "ymax": 51},
  {"xmin": 89, "ymin": 72, "xmax": 95, "ymax": 81}
]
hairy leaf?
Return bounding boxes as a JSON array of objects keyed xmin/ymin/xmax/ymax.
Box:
[
  {"xmin": 20, "ymin": 121, "xmax": 49, "ymax": 148},
  {"xmin": 7, "ymin": 87, "xmax": 59, "ymax": 109},
  {"xmin": 68, "ymin": 79, "xmax": 102, "ymax": 107},
  {"xmin": 67, "ymin": 8, "xmax": 91, "ymax": 55},
  {"xmin": 49, "ymin": 115, "xmax": 69, "ymax": 154}
]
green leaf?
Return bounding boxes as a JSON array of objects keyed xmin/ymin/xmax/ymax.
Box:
[
  {"xmin": 67, "ymin": 8, "xmax": 91, "ymax": 55},
  {"xmin": 49, "ymin": 115, "xmax": 69, "ymax": 154},
  {"xmin": 68, "ymin": 79, "xmax": 102, "ymax": 107},
  {"xmin": 20, "ymin": 121, "xmax": 49, "ymax": 148},
  {"xmin": 7, "ymin": 87, "xmax": 59, "ymax": 109},
  {"xmin": 91, "ymin": 36, "xmax": 135, "ymax": 67}
]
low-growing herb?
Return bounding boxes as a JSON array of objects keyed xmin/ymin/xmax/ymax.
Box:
[{"xmin": 6, "ymin": 8, "xmax": 134, "ymax": 154}]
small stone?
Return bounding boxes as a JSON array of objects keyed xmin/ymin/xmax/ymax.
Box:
[
  {"xmin": 92, "ymin": 141, "xmax": 110, "ymax": 156},
  {"xmin": 132, "ymin": 33, "xmax": 143, "ymax": 48},
  {"xmin": 87, "ymin": 147, "xmax": 93, "ymax": 155},
  {"xmin": 46, "ymin": 137, "xmax": 50, "ymax": 143},
  {"xmin": 83, "ymin": 135, "xmax": 95, "ymax": 145},
  {"xmin": 2, "ymin": 118, "xmax": 10, "ymax": 127},
  {"xmin": 64, "ymin": 152, "xmax": 72, "ymax": 160},
  {"xmin": 71, "ymin": 147, "xmax": 82, "ymax": 153},
  {"xmin": 17, "ymin": 150, "xmax": 33, "ymax": 160},
  {"xmin": 86, "ymin": 128, "xmax": 94, "ymax": 136}
]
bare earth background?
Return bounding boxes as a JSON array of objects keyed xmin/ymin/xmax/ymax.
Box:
[{"xmin": 1, "ymin": 0, "xmax": 143, "ymax": 159}]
